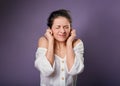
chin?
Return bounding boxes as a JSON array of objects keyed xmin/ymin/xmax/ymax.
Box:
[{"xmin": 55, "ymin": 38, "xmax": 67, "ymax": 42}]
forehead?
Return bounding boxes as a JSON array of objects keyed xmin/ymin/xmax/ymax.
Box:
[{"xmin": 53, "ymin": 16, "xmax": 70, "ymax": 26}]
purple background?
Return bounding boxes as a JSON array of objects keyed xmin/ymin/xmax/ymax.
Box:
[{"xmin": 0, "ymin": 0, "xmax": 120, "ymax": 86}]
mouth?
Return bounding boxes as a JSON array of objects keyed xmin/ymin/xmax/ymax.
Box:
[{"xmin": 58, "ymin": 34, "xmax": 66, "ymax": 37}]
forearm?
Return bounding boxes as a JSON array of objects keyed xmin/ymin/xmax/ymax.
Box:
[
  {"xmin": 66, "ymin": 42, "xmax": 75, "ymax": 71},
  {"xmin": 35, "ymin": 47, "xmax": 55, "ymax": 76},
  {"xmin": 46, "ymin": 40, "xmax": 54, "ymax": 66},
  {"xmin": 66, "ymin": 40, "xmax": 84, "ymax": 75}
]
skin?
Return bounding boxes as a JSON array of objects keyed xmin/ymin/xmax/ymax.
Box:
[{"xmin": 38, "ymin": 16, "xmax": 81, "ymax": 71}]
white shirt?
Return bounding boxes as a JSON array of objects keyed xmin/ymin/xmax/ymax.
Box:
[{"xmin": 34, "ymin": 41, "xmax": 84, "ymax": 86}]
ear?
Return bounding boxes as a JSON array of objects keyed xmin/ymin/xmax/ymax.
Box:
[{"xmin": 50, "ymin": 29, "xmax": 53, "ymax": 35}]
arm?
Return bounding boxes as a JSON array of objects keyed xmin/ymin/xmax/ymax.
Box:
[
  {"xmin": 38, "ymin": 35, "xmax": 54, "ymax": 66},
  {"xmin": 66, "ymin": 29, "xmax": 84, "ymax": 75},
  {"xmin": 45, "ymin": 38, "xmax": 54, "ymax": 66},
  {"xmin": 34, "ymin": 29, "xmax": 55, "ymax": 76},
  {"xmin": 44, "ymin": 28, "xmax": 55, "ymax": 66},
  {"xmin": 66, "ymin": 40, "xmax": 75, "ymax": 71},
  {"xmin": 66, "ymin": 29, "xmax": 76, "ymax": 71},
  {"xmin": 66, "ymin": 40, "xmax": 84, "ymax": 75}
]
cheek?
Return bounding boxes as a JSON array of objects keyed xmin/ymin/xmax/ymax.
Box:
[
  {"xmin": 51, "ymin": 28, "xmax": 55, "ymax": 33},
  {"xmin": 51, "ymin": 29, "xmax": 57, "ymax": 36},
  {"xmin": 66, "ymin": 29, "xmax": 71, "ymax": 34}
]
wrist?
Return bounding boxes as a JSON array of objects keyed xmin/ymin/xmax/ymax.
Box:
[
  {"xmin": 67, "ymin": 40, "xmax": 72, "ymax": 44},
  {"xmin": 48, "ymin": 38, "xmax": 54, "ymax": 42},
  {"xmin": 48, "ymin": 41, "xmax": 54, "ymax": 46},
  {"xmin": 66, "ymin": 42, "xmax": 73, "ymax": 47},
  {"xmin": 48, "ymin": 40, "xmax": 54, "ymax": 50}
]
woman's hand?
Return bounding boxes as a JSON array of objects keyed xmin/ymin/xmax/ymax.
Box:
[
  {"xmin": 44, "ymin": 28, "xmax": 54, "ymax": 42},
  {"xmin": 67, "ymin": 29, "xmax": 76, "ymax": 45},
  {"xmin": 66, "ymin": 29, "xmax": 76, "ymax": 71},
  {"xmin": 44, "ymin": 28, "xmax": 54, "ymax": 66}
]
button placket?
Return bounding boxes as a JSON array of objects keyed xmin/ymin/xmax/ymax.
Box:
[{"xmin": 60, "ymin": 60, "xmax": 65, "ymax": 86}]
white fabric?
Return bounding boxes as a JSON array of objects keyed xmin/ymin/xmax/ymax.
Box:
[{"xmin": 34, "ymin": 41, "xmax": 84, "ymax": 86}]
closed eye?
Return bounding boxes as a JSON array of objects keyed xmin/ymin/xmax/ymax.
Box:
[
  {"xmin": 64, "ymin": 26, "xmax": 69, "ymax": 29},
  {"xmin": 55, "ymin": 26, "xmax": 60, "ymax": 29}
]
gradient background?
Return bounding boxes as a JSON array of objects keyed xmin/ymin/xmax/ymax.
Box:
[{"xmin": 0, "ymin": 0, "xmax": 120, "ymax": 86}]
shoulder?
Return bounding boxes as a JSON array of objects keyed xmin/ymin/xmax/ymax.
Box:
[
  {"xmin": 73, "ymin": 38, "xmax": 83, "ymax": 48},
  {"xmin": 38, "ymin": 36, "xmax": 48, "ymax": 48}
]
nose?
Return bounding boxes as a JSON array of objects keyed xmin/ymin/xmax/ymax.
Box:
[{"xmin": 60, "ymin": 28, "xmax": 65, "ymax": 33}]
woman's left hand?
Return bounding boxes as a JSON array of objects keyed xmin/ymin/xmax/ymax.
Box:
[{"xmin": 67, "ymin": 29, "xmax": 76, "ymax": 45}]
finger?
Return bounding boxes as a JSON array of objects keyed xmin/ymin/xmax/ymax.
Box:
[
  {"xmin": 72, "ymin": 29, "xmax": 76, "ymax": 34},
  {"xmin": 46, "ymin": 29, "xmax": 52, "ymax": 32},
  {"xmin": 46, "ymin": 29, "xmax": 50, "ymax": 32},
  {"xmin": 72, "ymin": 29, "xmax": 76, "ymax": 32}
]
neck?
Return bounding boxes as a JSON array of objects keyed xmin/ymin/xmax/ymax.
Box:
[{"xmin": 54, "ymin": 40, "xmax": 66, "ymax": 50}]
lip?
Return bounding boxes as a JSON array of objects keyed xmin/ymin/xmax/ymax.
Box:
[{"xmin": 58, "ymin": 34, "xmax": 66, "ymax": 37}]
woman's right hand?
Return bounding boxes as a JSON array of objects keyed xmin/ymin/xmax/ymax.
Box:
[{"xmin": 44, "ymin": 28, "xmax": 54, "ymax": 42}]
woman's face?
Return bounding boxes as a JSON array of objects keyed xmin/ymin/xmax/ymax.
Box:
[{"xmin": 51, "ymin": 16, "xmax": 71, "ymax": 42}]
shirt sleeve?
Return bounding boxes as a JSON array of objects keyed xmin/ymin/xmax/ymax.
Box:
[
  {"xmin": 66, "ymin": 41, "xmax": 84, "ymax": 75},
  {"xmin": 34, "ymin": 48, "xmax": 55, "ymax": 76}
]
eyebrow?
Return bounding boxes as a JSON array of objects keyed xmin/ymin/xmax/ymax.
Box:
[{"xmin": 55, "ymin": 25, "xmax": 69, "ymax": 26}]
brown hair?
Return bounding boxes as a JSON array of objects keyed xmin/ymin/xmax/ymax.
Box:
[{"xmin": 47, "ymin": 9, "xmax": 72, "ymax": 28}]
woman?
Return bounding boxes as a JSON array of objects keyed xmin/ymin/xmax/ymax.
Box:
[{"xmin": 35, "ymin": 9, "xmax": 84, "ymax": 86}]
